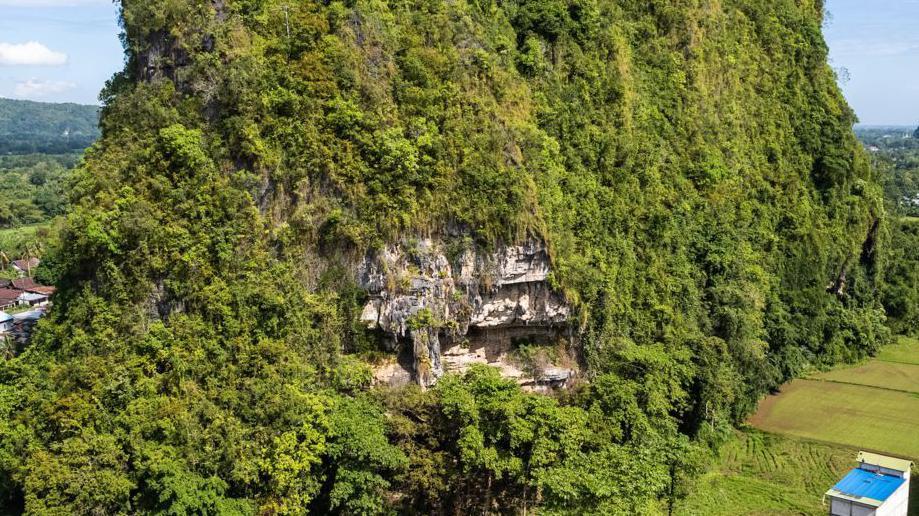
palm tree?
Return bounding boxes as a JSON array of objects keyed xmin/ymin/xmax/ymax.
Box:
[
  {"xmin": 21, "ymin": 241, "xmax": 41, "ymax": 277},
  {"xmin": 0, "ymin": 336, "xmax": 14, "ymax": 360}
]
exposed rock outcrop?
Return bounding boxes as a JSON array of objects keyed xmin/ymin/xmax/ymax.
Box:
[{"xmin": 358, "ymin": 238, "xmax": 574, "ymax": 388}]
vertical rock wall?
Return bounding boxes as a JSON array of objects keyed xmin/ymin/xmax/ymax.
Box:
[{"xmin": 358, "ymin": 239, "xmax": 574, "ymax": 388}]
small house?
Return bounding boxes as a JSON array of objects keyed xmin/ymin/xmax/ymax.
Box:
[
  {"xmin": 0, "ymin": 288, "xmax": 22, "ymax": 310},
  {"xmin": 26, "ymin": 286, "xmax": 55, "ymax": 296},
  {"xmin": 826, "ymin": 451, "xmax": 912, "ymax": 516},
  {"xmin": 11, "ymin": 309, "xmax": 45, "ymax": 343},
  {"xmin": 12, "ymin": 277, "xmax": 38, "ymax": 290},
  {"xmin": 0, "ymin": 311, "xmax": 13, "ymax": 332},
  {"xmin": 11, "ymin": 257, "xmax": 39, "ymax": 276},
  {"xmin": 13, "ymin": 310, "xmax": 43, "ymax": 323},
  {"xmin": 19, "ymin": 292, "xmax": 48, "ymax": 307}
]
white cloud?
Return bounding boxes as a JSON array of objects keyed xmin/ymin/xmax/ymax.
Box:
[
  {"xmin": 13, "ymin": 78, "xmax": 77, "ymax": 98},
  {"xmin": 0, "ymin": 41, "xmax": 67, "ymax": 66}
]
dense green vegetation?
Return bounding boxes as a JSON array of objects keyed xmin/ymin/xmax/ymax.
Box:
[
  {"xmin": 856, "ymin": 126, "xmax": 919, "ymax": 217},
  {"xmin": 0, "ymin": 100, "xmax": 91, "ymax": 265},
  {"xmin": 0, "ymin": 155, "xmax": 73, "ymax": 229},
  {"xmin": 857, "ymin": 128, "xmax": 919, "ymax": 336},
  {"xmin": 0, "ymin": 98, "xmax": 99, "ymax": 155},
  {"xmin": 0, "ymin": 0, "xmax": 896, "ymax": 514},
  {"xmin": 883, "ymin": 218, "xmax": 919, "ymax": 336},
  {"xmin": 0, "ymin": 153, "xmax": 73, "ymax": 268},
  {"xmin": 0, "ymin": 100, "xmax": 88, "ymax": 257}
]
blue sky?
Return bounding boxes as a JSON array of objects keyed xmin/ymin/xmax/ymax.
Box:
[
  {"xmin": 0, "ymin": 0, "xmax": 917, "ymax": 125},
  {"xmin": 825, "ymin": 0, "xmax": 919, "ymax": 126},
  {"xmin": 0, "ymin": 0, "xmax": 121, "ymax": 105}
]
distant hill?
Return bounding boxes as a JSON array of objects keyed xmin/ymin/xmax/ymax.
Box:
[{"xmin": 0, "ymin": 97, "xmax": 100, "ymax": 154}]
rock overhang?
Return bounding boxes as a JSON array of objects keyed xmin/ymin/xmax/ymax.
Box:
[{"xmin": 358, "ymin": 238, "xmax": 574, "ymax": 388}]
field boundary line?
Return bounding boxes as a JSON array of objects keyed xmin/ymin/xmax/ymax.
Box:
[
  {"xmin": 875, "ymin": 358, "xmax": 919, "ymax": 367},
  {"xmin": 802, "ymin": 377, "xmax": 919, "ymax": 396}
]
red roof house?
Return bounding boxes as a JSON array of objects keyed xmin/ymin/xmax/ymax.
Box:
[{"xmin": 0, "ymin": 288, "xmax": 21, "ymax": 309}]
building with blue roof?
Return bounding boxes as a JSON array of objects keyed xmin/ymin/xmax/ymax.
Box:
[{"xmin": 826, "ymin": 451, "xmax": 912, "ymax": 516}]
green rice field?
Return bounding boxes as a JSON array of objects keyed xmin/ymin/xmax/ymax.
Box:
[
  {"xmin": 813, "ymin": 360, "xmax": 919, "ymax": 393},
  {"xmin": 749, "ymin": 335, "xmax": 919, "ymax": 458},
  {"xmin": 749, "ymin": 379, "xmax": 919, "ymax": 458}
]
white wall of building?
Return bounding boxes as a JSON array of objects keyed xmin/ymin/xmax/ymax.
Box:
[
  {"xmin": 830, "ymin": 497, "xmax": 880, "ymax": 516},
  {"xmin": 853, "ymin": 505, "xmax": 877, "ymax": 516},
  {"xmin": 830, "ymin": 498, "xmax": 876, "ymax": 516},
  {"xmin": 876, "ymin": 482, "xmax": 909, "ymax": 516}
]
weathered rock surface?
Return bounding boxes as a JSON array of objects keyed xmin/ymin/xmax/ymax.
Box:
[{"xmin": 358, "ymin": 238, "xmax": 574, "ymax": 388}]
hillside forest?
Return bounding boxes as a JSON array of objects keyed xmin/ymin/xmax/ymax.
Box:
[
  {"xmin": 0, "ymin": 98, "xmax": 99, "ymax": 155},
  {"xmin": 857, "ymin": 127, "xmax": 919, "ymax": 339},
  {"xmin": 0, "ymin": 0, "xmax": 917, "ymax": 514}
]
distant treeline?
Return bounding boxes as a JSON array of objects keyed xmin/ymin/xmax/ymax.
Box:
[
  {"xmin": 0, "ymin": 97, "xmax": 100, "ymax": 154},
  {"xmin": 855, "ymin": 126, "xmax": 919, "ymax": 218}
]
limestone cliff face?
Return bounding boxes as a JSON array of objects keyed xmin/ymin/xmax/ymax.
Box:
[{"xmin": 358, "ymin": 239, "xmax": 575, "ymax": 388}]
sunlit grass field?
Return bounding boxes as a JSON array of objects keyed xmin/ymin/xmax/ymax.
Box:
[
  {"xmin": 878, "ymin": 335, "xmax": 919, "ymax": 365},
  {"xmin": 749, "ymin": 379, "xmax": 919, "ymax": 459},
  {"xmin": 813, "ymin": 360, "xmax": 919, "ymax": 393},
  {"xmin": 677, "ymin": 430, "xmax": 853, "ymax": 515}
]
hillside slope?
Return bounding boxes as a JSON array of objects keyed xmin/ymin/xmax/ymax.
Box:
[
  {"xmin": 0, "ymin": 0, "xmax": 888, "ymax": 513},
  {"xmin": 0, "ymin": 98, "xmax": 100, "ymax": 154}
]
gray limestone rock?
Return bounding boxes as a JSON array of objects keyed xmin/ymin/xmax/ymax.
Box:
[{"xmin": 358, "ymin": 238, "xmax": 573, "ymax": 388}]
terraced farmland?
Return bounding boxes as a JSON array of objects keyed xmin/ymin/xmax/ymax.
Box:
[{"xmin": 678, "ymin": 431, "xmax": 855, "ymax": 515}]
